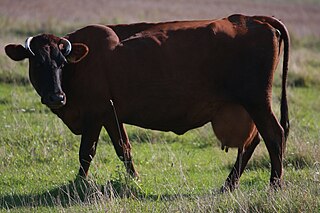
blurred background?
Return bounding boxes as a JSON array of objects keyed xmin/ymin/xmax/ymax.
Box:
[
  {"xmin": 1, "ymin": 0, "xmax": 319, "ymax": 88},
  {"xmin": 0, "ymin": 0, "xmax": 319, "ymax": 39}
]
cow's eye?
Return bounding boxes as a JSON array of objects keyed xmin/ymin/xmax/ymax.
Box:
[
  {"xmin": 35, "ymin": 59, "xmax": 45, "ymax": 68},
  {"xmin": 35, "ymin": 62, "xmax": 41, "ymax": 68},
  {"xmin": 34, "ymin": 55, "xmax": 45, "ymax": 68}
]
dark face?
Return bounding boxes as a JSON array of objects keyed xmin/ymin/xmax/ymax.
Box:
[
  {"xmin": 5, "ymin": 34, "xmax": 89, "ymax": 110},
  {"xmin": 28, "ymin": 35, "xmax": 68, "ymax": 109}
]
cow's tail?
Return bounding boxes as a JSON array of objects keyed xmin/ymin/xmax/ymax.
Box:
[{"xmin": 254, "ymin": 16, "xmax": 290, "ymax": 146}]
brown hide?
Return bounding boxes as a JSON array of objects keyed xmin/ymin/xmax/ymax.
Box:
[
  {"xmin": 5, "ymin": 14, "xmax": 290, "ymax": 190},
  {"xmin": 61, "ymin": 15, "xmax": 277, "ymax": 134},
  {"xmin": 51, "ymin": 14, "xmax": 290, "ymax": 189}
]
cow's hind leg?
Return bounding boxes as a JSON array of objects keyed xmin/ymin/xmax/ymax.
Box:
[
  {"xmin": 221, "ymin": 133, "xmax": 260, "ymax": 192},
  {"xmin": 104, "ymin": 123, "xmax": 138, "ymax": 178},
  {"xmin": 247, "ymin": 106, "xmax": 285, "ymax": 188},
  {"xmin": 212, "ymin": 104, "xmax": 259, "ymax": 191}
]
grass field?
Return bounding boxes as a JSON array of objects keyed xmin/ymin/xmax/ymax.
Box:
[{"xmin": 0, "ymin": 0, "xmax": 320, "ymax": 212}]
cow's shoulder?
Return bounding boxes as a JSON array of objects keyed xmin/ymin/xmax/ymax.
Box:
[
  {"xmin": 108, "ymin": 23, "xmax": 157, "ymax": 41},
  {"xmin": 66, "ymin": 24, "xmax": 120, "ymax": 50}
]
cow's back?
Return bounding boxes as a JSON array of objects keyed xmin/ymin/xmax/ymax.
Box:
[
  {"xmin": 106, "ymin": 15, "xmax": 281, "ymax": 134},
  {"xmin": 58, "ymin": 15, "xmax": 281, "ymax": 135}
]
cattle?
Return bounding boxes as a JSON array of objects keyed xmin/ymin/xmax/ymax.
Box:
[{"xmin": 5, "ymin": 14, "xmax": 289, "ymax": 191}]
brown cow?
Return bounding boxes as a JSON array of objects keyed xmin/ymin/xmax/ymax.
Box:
[{"xmin": 5, "ymin": 14, "xmax": 289, "ymax": 191}]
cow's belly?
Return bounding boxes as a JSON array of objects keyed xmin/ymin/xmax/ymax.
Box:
[
  {"xmin": 125, "ymin": 112, "xmax": 212, "ymax": 135},
  {"xmin": 122, "ymin": 97, "xmax": 220, "ymax": 135},
  {"xmin": 113, "ymin": 70, "xmax": 226, "ymax": 134}
]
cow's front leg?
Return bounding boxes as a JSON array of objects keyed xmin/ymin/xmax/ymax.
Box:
[
  {"xmin": 104, "ymin": 122, "xmax": 138, "ymax": 178},
  {"xmin": 78, "ymin": 119, "xmax": 102, "ymax": 177}
]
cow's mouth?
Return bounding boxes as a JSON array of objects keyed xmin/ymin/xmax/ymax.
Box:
[{"xmin": 41, "ymin": 93, "xmax": 66, "ymax": 109}]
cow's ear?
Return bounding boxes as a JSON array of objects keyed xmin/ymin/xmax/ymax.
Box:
[
  {"xmin": 5, "ymin": 44, "xmax": 29, "ymax": 61},
  {"xmin": 66, "ymin": 43, "xmax": 89, "ymax": 64}
]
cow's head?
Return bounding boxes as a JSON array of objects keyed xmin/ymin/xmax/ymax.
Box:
[{"xmin": 4, "ymin": 34, "xmax": 89, "ymax": 109}]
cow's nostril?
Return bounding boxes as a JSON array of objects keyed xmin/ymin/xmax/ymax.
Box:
[{"xmin": 49, "ymin": 94, "xmax": 65, "ymax": 102}]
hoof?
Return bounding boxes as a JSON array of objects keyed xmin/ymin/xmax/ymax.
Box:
[
  {"xmin": 78, "ymin": 167, "xmax": 89, "ymax": 178},
  {"xmin": 75, "ymin": 173, "xmax": 87, "ymax": 181},
  {"xmin": 270, "ymin": 178, "xmax": 282, "ymax": 190},
  {"xmin": 124, "ymin": 160, "xmax": 139, "ymax": 179},
  {"xmin": 127, "ymin": 168, "xmax": 139, "ymax": 179},
  {"xmin": 220, "ymin": 182, "xmax": 239, "ymax": 193}
]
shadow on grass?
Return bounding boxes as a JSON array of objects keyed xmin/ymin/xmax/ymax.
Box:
[{"xmin": 0, "ymin": 176, "xmax": 203, "ymax": 210}]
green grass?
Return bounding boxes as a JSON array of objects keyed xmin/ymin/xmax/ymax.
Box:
[
  {"xmin": 1, "ymin": 19, "xmax": 320, "ymax": 213},
  {"xmin": 1, "ymin": 74, "xmax": 320, "ymax": 212}
]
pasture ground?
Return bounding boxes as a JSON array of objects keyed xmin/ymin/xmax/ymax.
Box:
[{"xmin": 0, "ymin": 0, "xmax": 320, "ymax": 212}]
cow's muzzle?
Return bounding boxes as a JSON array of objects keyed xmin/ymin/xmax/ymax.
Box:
[{"xmin": 41, "ymin": 92, "xmax": 66, "ymax": 109}]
